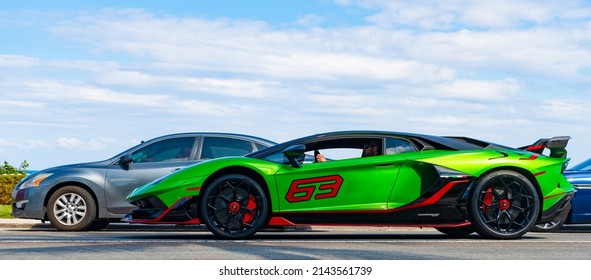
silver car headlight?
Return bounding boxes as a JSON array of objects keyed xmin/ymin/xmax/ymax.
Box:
[{"xmin": 19, "ymin": 173, "xmax": 53, "ymax": 189}]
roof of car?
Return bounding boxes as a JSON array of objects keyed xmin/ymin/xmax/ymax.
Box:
[
  {"xmin": 247, "ymin": 130, "xmax": 482, "ymax": 158},
  {"xmin": 143, "ymin": 132, "xmax": 276, "ymax": 145}
]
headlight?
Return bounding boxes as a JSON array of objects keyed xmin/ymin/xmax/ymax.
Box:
[{"xmin": 19, "ymin": 173, "xmax": 53, "ymax": 189}]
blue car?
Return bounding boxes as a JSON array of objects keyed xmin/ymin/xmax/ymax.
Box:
[{"xmin": 533, "ymin": 158, "xmax": 591, "ymax": 231}]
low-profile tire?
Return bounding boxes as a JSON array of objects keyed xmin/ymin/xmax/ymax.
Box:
[
  {"xmin": 200, "ymin": 174, "xmax": 269, "ymax": 239},
  {"xmin": 468, "ymin": 170, "xmax": 540, "ymax": 239},
  {"xmin": 435, "ymin": 225, "xmax": 474, "ymax": 237},
  {"xmin": 47, "ymin": 186, "xmax": 97, "ymax": 231},
  {"xmin": 531, "ymin": 202, "xmax": 571, "ymax": 232},
  {"xmin": 87, "ymin": 220, "xmax": 111, "ymax": 231}
]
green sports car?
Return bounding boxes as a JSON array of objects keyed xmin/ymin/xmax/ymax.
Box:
[{"xmin": 124, "ymin": 131, "xmax": 575, "ymax": 239}]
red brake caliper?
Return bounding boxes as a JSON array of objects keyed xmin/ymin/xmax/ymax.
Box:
[
  {"xmin": 242, "ymin": 194, "xmax": 257, "ymax": 224},
  {"xmin": 482, "ymin": 187, "xmax": 493, "ymax": 213}
]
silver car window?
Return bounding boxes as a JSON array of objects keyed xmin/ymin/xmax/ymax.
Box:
[
  {"xmin": 201, "ymin": 137, "xmax": 255, "ymax": 159},
  {"xmin": 132, "ymin": 137, "xmax": 195, "ymax": 163}
]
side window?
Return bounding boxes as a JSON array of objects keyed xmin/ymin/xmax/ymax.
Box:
[
  {"xmin": 201, "ymin": 137, "xmax": 255, "ymax": 159},
  {"xmin": 305, "ymin": 148, "xmax": 361, "ymax": 162},
  {"xmin": 385, "ymin": 138, "xmax": 417, "ymax": 155},
  {"xmin": 263, "ymin": 138, "xmax": 383, "ymax": 165},
  {"xmin": 262, "ymin": 150, "xmax": 314, "ymax": 164},
  {"xmin": 255, "ymin": 142, "xmax": 271, "ymax": 152},
  {"xmin": 132, "ymin": 137, "xmax": 195, "ymax": 163}
]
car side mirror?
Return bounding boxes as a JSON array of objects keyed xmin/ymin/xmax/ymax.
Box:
[
  {"xmin": 283, "ymin": 144, "xmax": 306, "ymax": 168},
  {"xmin": 119, "ymin": 154, "xmax": 133, "ymax": 167}
]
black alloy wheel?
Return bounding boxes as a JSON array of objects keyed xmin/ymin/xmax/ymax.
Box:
[
  {"xmin": 200, "ymin": 174, "xmax": 269, "ymax": 239},
  {"xmin": 468, "ymin": 170, "xmax": 540, "ymax": 239}
]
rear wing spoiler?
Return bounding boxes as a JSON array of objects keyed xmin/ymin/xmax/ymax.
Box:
[
  {"xmin": 518, "ymin": 136, "xmax": 570, "ymax": 159},
  {"xmin": 446, "ymin": 135, "xmax": 570, "ymax": 159}
]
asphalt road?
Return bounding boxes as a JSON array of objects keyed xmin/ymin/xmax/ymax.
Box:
[{"xmin": 1, "ymin": 221, "xmax": 591, "ymax": 260}]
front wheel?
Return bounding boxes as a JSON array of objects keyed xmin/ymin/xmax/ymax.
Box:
[
  {"xmin": 47, "ymin": 186, "xmax": 97, "ymax": 231},
  {"xmin": 87, "ymin": 220, "xmax": 111, "ymax": 231},
  {"xmin": 468, "ymin": 170, "xmax": 540, "ymax": 239},
  {"xmin": 200, "ymin": 174, "xmax": 269, "ymax": 239}
]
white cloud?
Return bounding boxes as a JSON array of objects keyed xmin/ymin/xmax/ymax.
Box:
[
  {"xmin": 10, "ymin": 79, "xmax": 170, "ymax": 108},
  {"xmin": 57, "ymin": 137, "xmax": 84, "ymax": 149},
  {"xmin": 540, "ymin": 99, "xmax": 591, "ymax": 123},
  {"xmin": 36, "ymin": 6, "xmax": 590, "ymax": 85},
  {"xmin": 295, "ymin": 14, "xmax": 327, "ymax": 27},
  {"xmin": 0, "ymin": 55, "xmax": 40, "ymax": 67},
  {"xmin": 433, "ymin": 79, "xmax": 521, "ymax": 101},
  {"xmin": 0, "ymin": 100, "xmax": 44, "ymax": 109},
  {"xmin": 348, "ymin": 0, "xmax": 591, "ymax": 29},
  {"xmin": 0, "ymin": 138, "xmax": 51, "ymax": 151},
  {"xmin": 97, "ymin": 71, "xmax": 278, "ymax": 98},
  {"xmin": 57, "ymin": 137, "xmax": 117, "ymax": 151}
]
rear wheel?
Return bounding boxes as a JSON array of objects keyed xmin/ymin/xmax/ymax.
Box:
[
  {"xmin": 468, "ymin": 170, "xmax": 539, "ymax": 239},
  {"xmin": 200, "ymin": 174, "xmax": 269, "ymax": 239},
  {"xmin": 47, "ymin": 186, "xmax": 96, "ymax": 231}
]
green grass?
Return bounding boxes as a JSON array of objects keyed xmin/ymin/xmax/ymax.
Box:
[{"xmin": 0, "ymin": 205, "xmax": 12, "ymax": 219}]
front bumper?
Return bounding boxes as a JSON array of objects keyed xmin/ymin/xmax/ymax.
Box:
[
  {"xmin": 11, "ymin": 187, "xmax": 46, "ymax": 220},
  {"xmin": 123, "ymin": 196, "xmax": 201, "ymax": 224}
]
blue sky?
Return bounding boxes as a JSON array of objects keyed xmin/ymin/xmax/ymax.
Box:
[{"xmin": 1, "ymin": 0, "xmax": 591, "ymax": 170}]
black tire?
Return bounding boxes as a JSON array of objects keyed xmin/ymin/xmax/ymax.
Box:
[
  {"xmin": 531, "ymin": 202, "xmax": 571, "ymax": 232},
  {"xmin": 47, "ymin": 186, "xmax": 97, "ymax": 231},
  {"xmin": 435, "ymin": 225, "xmax": 474, "ymax": 237},
  {"xmin": 200, "ymin": 174, "xmax": 269, "ymax": 239},
  {"xmin": 87, "ymin": 220, "xmax": 111, "ymax": 231},
  {"xmin": 468, "ymin": 170, "xmax": 540, "ymax": 239}
]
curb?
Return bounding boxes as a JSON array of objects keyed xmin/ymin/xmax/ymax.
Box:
[{"xmin": 0, "ymin": 219, "xmax": 48, "ymax": 229}]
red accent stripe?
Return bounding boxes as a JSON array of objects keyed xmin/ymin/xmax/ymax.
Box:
[
  {"xmin": 268, "ymin": 217, "xmax": 296, "ymax": 226},
  {"xmin": 267, "ymin": 217, "xmax": 471, "ymax": 229},
  {"xmin": 525, "ymin": 145, "xmax": 545, "ymax": 151},
  {"xmin": 391, "ymin": 180, "xmax": 469, "ymax": 212},
  {"xmin": 533, "ymin": 171, "xmax": 546, "ymax": 177},
  {"xmin": 519, "ymin": 154, "xmax": 538, "ymax": 160},
  {"xmin": 186, "ymin": 186, "xmax": 201, "ymax": 191},
  {"xmin": 126, "ymin": 196, "xmax": 200, "ymax": 224},
  {"xmin": 543, "ymin": 192, "xmax": 567, "ymax": 200},
  {"xmin": 127, "ymin": 218, "xmax": 201, "ymax": 225}
]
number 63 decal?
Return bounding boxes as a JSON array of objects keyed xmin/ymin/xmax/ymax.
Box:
[{"xmin": 285, "ymin": 175, "xmax": 344, "ymax": 203}]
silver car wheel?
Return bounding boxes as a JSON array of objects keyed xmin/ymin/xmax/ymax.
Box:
[
  {"xmin": 53, "ymin": 192, "xmax": 87, "ymax": 226},
  {"xmin": 47, "ymin": 186, "xmax": 97, "ymax": 231}
]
